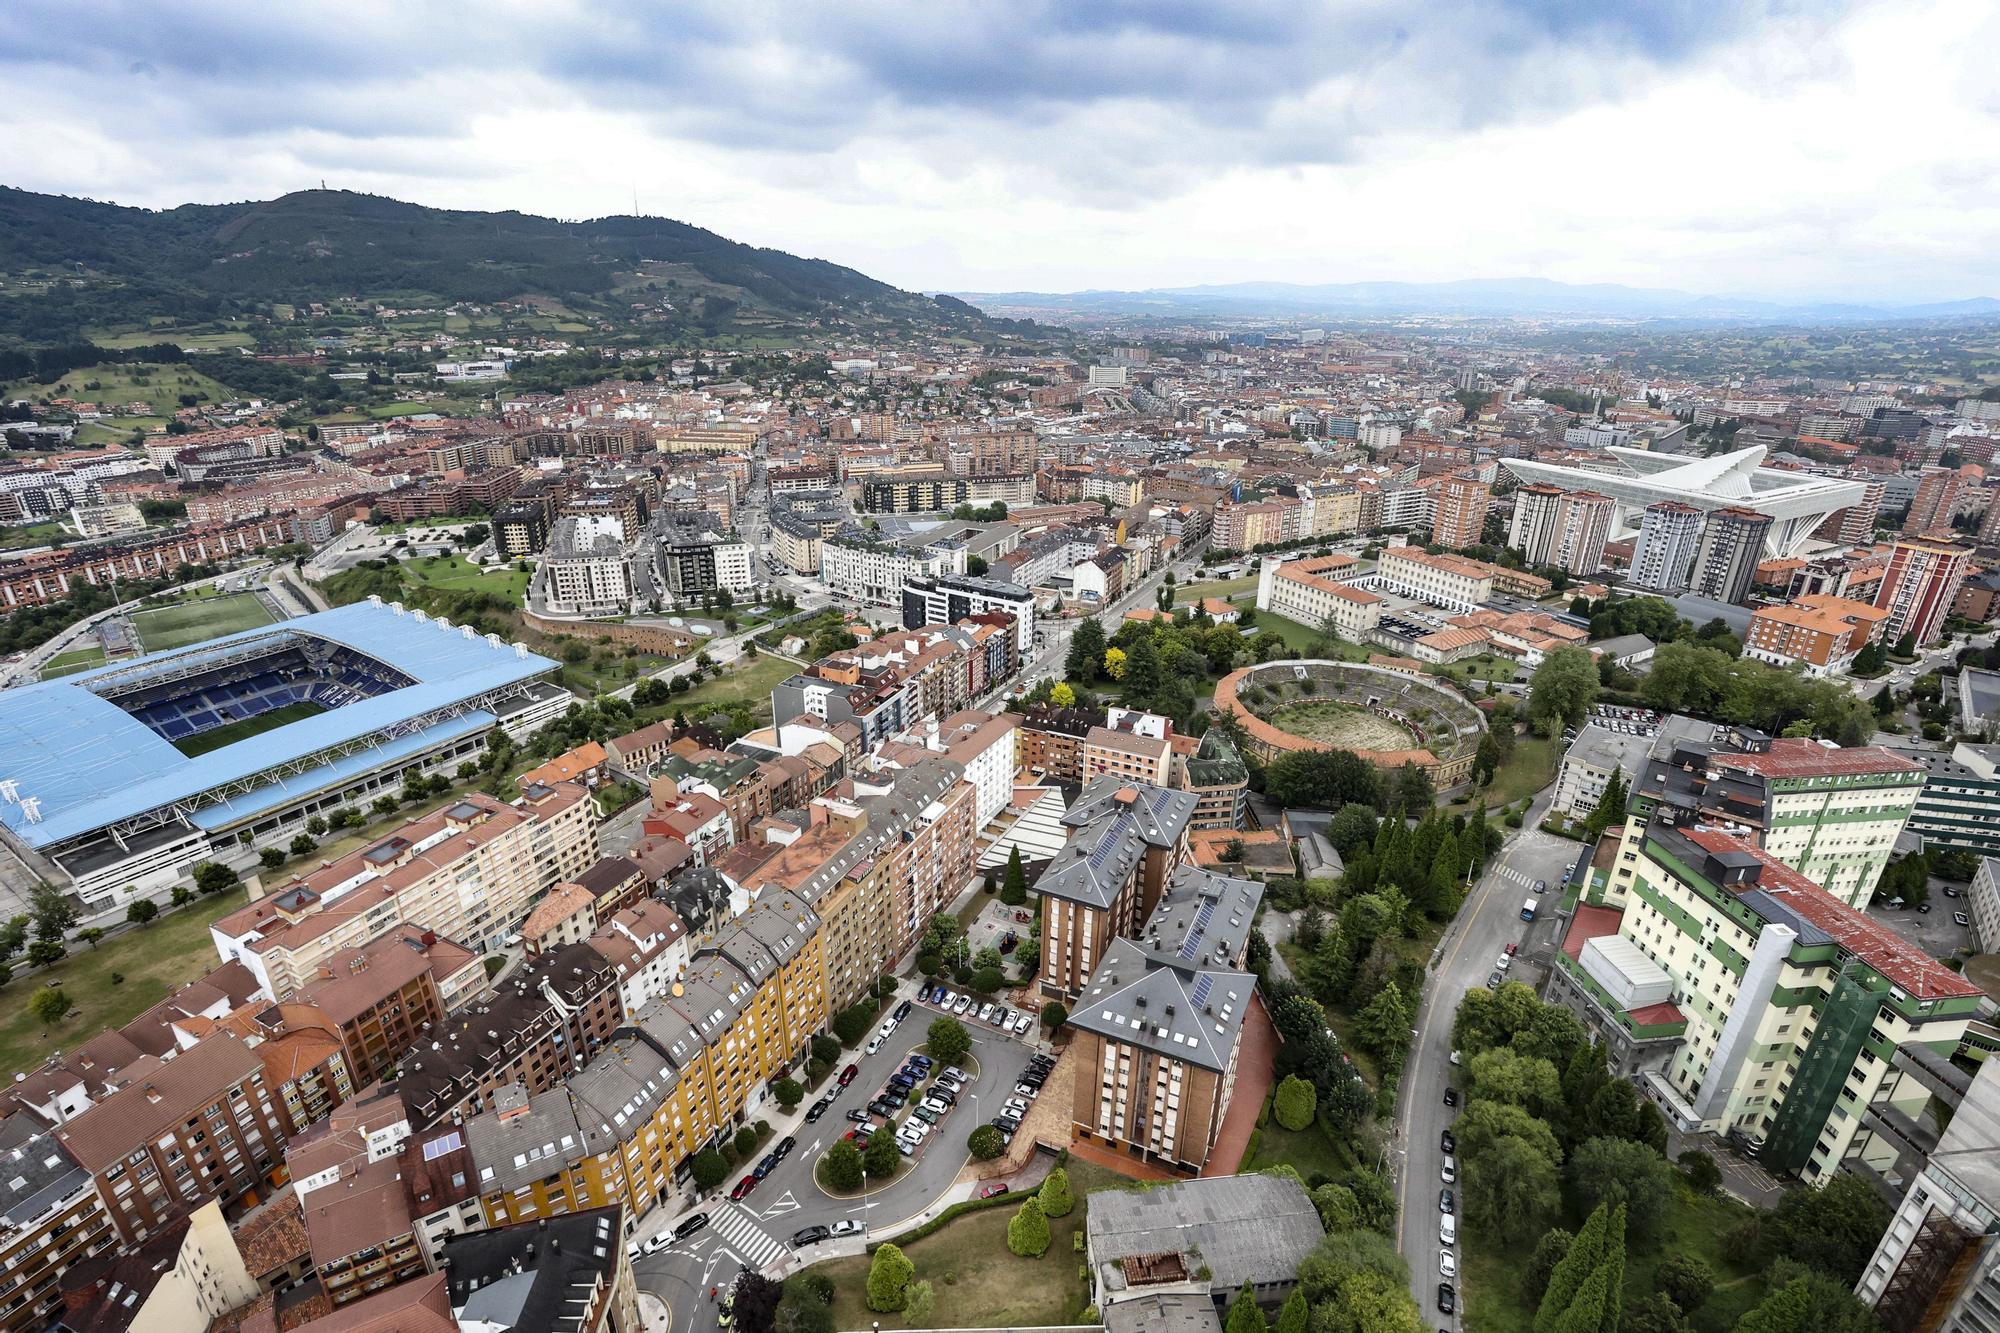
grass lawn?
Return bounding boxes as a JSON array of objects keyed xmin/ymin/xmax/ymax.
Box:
[
  {"xmin": 1476, "ymin": 735, "xmax": 1557, "ymax": 811},
  {"xmin": 0, "ymin": 521, "xmax": 66, "ymax": 551},
  {"xmin": 671, "ymin": 653, "xmax": 797, "ymax": 723},
  {"xmin": 1463, "ymin": 1183, "xmax": 1768, "ymax": 1333},
  {"xmin": 0, "ymin": 891, "xmax": 247, "ymax": 1083},
  {"xmin": 177, "ymin": 700, "xmax": 327, "ymax": 757},
  {"xmin": 41, "ymin": 645, "xmax": 107, "ymax": 679},
  {"xmin": 802, "ymin": 1160, "xmax": 1123, "ymax": 1329},
  {"xmin": 1431, "ymin": 653, "xmax": 1521, "ymax": 686},
  {"xmin": 1242, "ymin": 1113, "xmax": 1361, "ymax": 1183},
  {"xmin": 2, "ymin": 361, "xmax": 237, "ymax": 411},
  {"xmin": 401, "ymin": 554, "xmax": 531, "ymax": 601},
  {"xmin": 1175, "ymin": 574, "xmax": 1261, "ymax": 604},
  {"xmin": 130, "ymin": 592, "xmax": 276, "ymax": 651}
]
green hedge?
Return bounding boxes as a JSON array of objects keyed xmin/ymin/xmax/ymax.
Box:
[{"xmin": 867, "ymin": 1187, "xmax": 1020, "ymax": 1250}]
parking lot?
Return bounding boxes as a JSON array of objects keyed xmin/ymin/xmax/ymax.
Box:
[{"xmin": 1867, "ymin": 878, "xmax": 1978, "ymax": 958}]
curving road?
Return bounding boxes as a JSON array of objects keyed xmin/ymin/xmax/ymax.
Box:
[{"xmin": 629, "ymin": 995, "xmax": 1044, "ymax": 1332}]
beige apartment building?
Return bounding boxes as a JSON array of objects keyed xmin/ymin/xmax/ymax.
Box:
[{"xmin": 210, "ymin": 784, "xmax": 596, "ymax": 999}]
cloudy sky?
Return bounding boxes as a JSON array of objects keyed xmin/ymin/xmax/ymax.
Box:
[{"xmin": 3, "ymin": 0, "xmax": 1996, "ymax": 302}]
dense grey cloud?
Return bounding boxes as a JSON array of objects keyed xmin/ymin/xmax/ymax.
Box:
[{"xmin": 0, "ymin": 0, "xmax": 1992, "ymax": 301}]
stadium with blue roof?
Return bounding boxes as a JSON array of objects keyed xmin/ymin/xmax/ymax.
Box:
[{"xmin": 0, "ymin": 598, "xmax": 572, "ymax": 908}]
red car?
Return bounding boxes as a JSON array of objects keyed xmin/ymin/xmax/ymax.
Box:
[
  {"xmin": 1504, "ymin": 942, "xmax": 1519, "ymax": 956},
  {"xmin": 979, "ymin": 1183, "xmax": 1010, "ymax": 1199},
  {"xmin": 729, "ymin": 1174, "xmax": 757, "ymax": 1202},
  {"xmin": 837, "ymin": 1064, "xmax": 859, "ymax": 1087}
]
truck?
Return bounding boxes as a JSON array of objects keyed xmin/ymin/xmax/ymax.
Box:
[{"xmin": 1520, "ymin": 896, "xmax": 1539, "ymax": 922}]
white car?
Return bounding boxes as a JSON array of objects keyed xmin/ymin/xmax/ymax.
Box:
[
  {"xmin": 920, "ymin": 1096, "xmax": 952, "ymax": 1115},
  {"xmin": 865, "ymin": 1035, "xmax": 885, "ymax": 1056},
  {"xmin": 1440, "ymin": 1250, "xmax": 1458, "ymax": 1279},
  {"xmin": 1010, "ymin": 1012, "xmax": 1032, "ymax": 1036},
  {"xmin": 952, "ymin": 994, "xmax": 974, "ymax": 1016},
  {"xmin": 978, "ymin": 1003, "xmax": 996, "ymax": 1023},
  {"xmin": 878, "ymin": 1017, "xmax": 898, "ymax": 1039},
  {"xmin": 901, "ymin": 1119, "xmax": 930, "ymax": 1140},
  {"xmin": 829, "ymin": 1219, "xmax": 864, "ymax": 1238},
  {"xmin": 1441, "ymin": 1156, "xmax": 1456, "ymax": 1184},
  {"xmin": 1002, "ymin": 1097, "xmax": 1029, "ymax": 1117},
  {"xmin": 1495, "ymin": 955, "xmax": 1511, "ymax": 972}
]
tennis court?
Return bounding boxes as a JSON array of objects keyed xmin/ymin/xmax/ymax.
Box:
[{"xmin": 130, "ymin": 592, "xmax": 279, "ymax": 652}]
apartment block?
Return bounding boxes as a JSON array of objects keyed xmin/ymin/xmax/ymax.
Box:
[
  {"xmin": 211, "ymin": 784, "xmax": 597, "ymax": 999},
  {"xmin": 1431, "ymin": 473, "xmax": 1491, "ymax": 548},
  {"xmin": 1372, "ymin": 546, "xmax": 1497, "ymax": 612},
  {"xmin": 1254, "ymin": 554, "xmax": 1384, "ymax": 639},
  {"xmin": 1875, "ymin": 539, "xmax": 1973, "ymax": 647},
  {"xmin": 1546, "ymin": 824, "xmax": 1979, "ymax": 1182},
  {"xmin": 288, "ymin": 927, "xmax": 481, "ymax": 1088},
  {"xmin": 1038, "ymin": 780, "xmax": 1199, "ymax": 1001},
  {"xmin": 1691, "ymin": 507, "xmax": 1774, "ymax": 603},
  {"xmin": 0, "ymin": 1117, "xmax": 115, "ymax": 1333},
  {"xmin": 1628, "ymin": 500, "xmax": 1705, "ymax": 594},
  {"xmin": 1744, "ymin": 595, "xmax": 1888, "ymax": 676}
]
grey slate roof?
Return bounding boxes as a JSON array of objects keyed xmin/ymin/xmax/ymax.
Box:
[
  {"xmin": 1088, "ymin": 1173, "xmax": 1324, "ymax": 1295},
  {"xmin": 1038, "ymin": 778, "xmax": 1198, "ymax": 910},
  {"xmin": 1067, "ymin": 938, "xmax": 1254, "ymax": 1073},
  {"xmin": 0, "ymin": 1113, "xmax": 89, "ymax": 1230}
]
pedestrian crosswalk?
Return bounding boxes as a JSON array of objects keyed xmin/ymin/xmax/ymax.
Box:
[
  {"xmin": 1494, "ymin": 862, "xmax": 1537, "ymax": 890},
  {"xmin": 709, "ymin": 1203, "xmax": 786, "ymax": 1268}
]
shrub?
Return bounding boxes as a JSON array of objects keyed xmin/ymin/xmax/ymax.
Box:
[
  {"xmin": 1007, "ymin": 1196, "xmax": 1051, "ymax": 1257},
  {"xmin": 1273, "ymin": 1074, "xmax": 1317, "ymax": 1131},
  {"xmin": 810, "ymin": 1035, "xmax": 841, "ymax": 1066},
  {"xmin": 1042, "ymin": 1001, "xmax": 1068, "ymax": 1032},
  {"xmin": 1038, "ymin": 1166, "xmax": 1074, "ymax": 1217},
  {"xmin": 866, "ymin": 1243, "xmax": 914, "ymax": 1312},
  {"xmin": 968, "ymin": 1125, "xmax": 1005, "ymax": 1160},
  {"xmin": 863, "ymin": 1131, "xmax": 900, "ymax": 1179},
  {"xmin": 971, "ymin": 965, "xmax": 1004, "ymax": 993},
  {"xmin": 824, "ymin": 1140, "xmax": 864, "ymax": 1191},
  {"xmin": 734, "ymin": 1125, "xmax": 760, "ymax": 1157},
  {"xmin": 28, "ymin": 987, "xmax": 71, "ymax": 1025},
  {"xmin": 833, "ymin": 1002, "xmax": 876, "ymax": 1046}
]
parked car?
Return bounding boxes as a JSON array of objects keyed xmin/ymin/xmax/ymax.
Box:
[
  {"xmin": 867, "ymin": 1097, "xmax": 898, "ymax": 1117},
  {"xmin": 791, "ymin": 1225, "xmax": 830, "ymax": 1248},
  {"xmin": 846, "ymin": 1108, "xmax": 873, "ymax": 1123},
  {"xmin": 1956, "ymin": 911, "xmax": 1972, "ymax": 926},
  {"xmin": 1440, "ymin": 1129, "xmax": 1455, "ymax": 1153},
  {"xmin": 1443, "ymin": 1087, "xmax": 1459, "ymax": 1107},
  {"xmin": 952, "ymin": 994, "xmax": 973, "ymax": 1016},
  {"xmin": 1438, "ymin": 1283, "xmax": 1456, "ymax": 1315},
  {"xmin": 893, "ymin": 999, "xmax": 913, "ymax": 1021},
  {"xmin": 924, "ymin": 1093, "xmax": 954, "ymax": 1112},
  {"xmin": 1002, "ymin": 1097, "xmax": 1029, "ymax": 1117},
  {"xmin": 753, "ymin": 1152, "xmax": 779, "ymax": 1179},
  {"xmin": 979, "ymin": 1183, "xmax": 1011, "ymax": 1199},
  {"xmin": 1441, "ymin": 1155, "xmax": 1456, "ymax": 1183},
  {"xmin": 1010, "ymin": 1012, "xmax": 1033, "ymax": 1035},
  {"xmin": 674, "ymin": 1212, "xmax": 710, "ymax": 1239},
  {"xmin": 908, "ymin": 1054, "xmax": 933, "ymax": 1070},
  {"xmin": 729, "ymin": 1175, "xmax": 757, "ymax": 1201},
  {"xmin": 1440, "ymin": 1251, "xmax": 1457, "ymax": 1278},
  {"xmin": 838, "ymin": 1064, "xmax": 859, "ymax": 1087},
  {"xmin": 989, "ymin": 1005, "xmax": 1010, "ymax": 1027},
  {"xmin": 865, "ymin": 1035, "xmax": 885, "ymax": 1056},
  {"xmin": 1015, "ymin": 1082, "xmax": 1040, "ymax": 1099},
  {"xmin": 978, "ymin": 1003, "xmax": 997, "ymax": 1023},
  {"xmin": 942, "ymin": 1066, "xmax": 970, "ymax": 1083},
  {"xmin": 1504, "ymin": 941, "xmax": 1519, "ymax": 955},
  {"xmin": 829, "ymin": 1220, "xmax": 864, "ymax": 1237},
  {"xmin": 1487, "ymin": 970, "xmax": 1503, "ymax": 988},
  {"xmin": 1439, "ymin": 1188, "xmax": 1455, "ymax": 1215},
  {"xmin": 877, "ymin": 1017, "xmax": 898, "ymax": 1039},
  {"xmin": 773, "ymin": 1136, "xmax": 795, "ymax": 1160},
  {"xmin": 1495, "ymin": 955, "xmax": 1511, "ymax": 972},
  {"xmin": 912, "ymin": 1105, "xmax": 941, "ymax": 1125},
  {"xmin": 805, "ymin": 1097, "xmax": 832, "ymax": 1123}
]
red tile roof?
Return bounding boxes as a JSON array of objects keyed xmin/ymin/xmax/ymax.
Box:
[
  {"xmin": 1710, "ymin": 737, "xmax": 1924, "ymax": 780},
  {"xmin": 1679, "ymin": 828, "xmax": 1979, "ymax": 999},
  {"xmin": 1626, "ymin": 1001, "xmax": 1688, "ymax": 1027},
  {"xmin": 1562, "ymin": 905, "xmax": 1624, "ymax": 961}
]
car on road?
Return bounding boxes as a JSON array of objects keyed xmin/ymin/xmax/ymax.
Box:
[
  {"xmin": 1441, "ymin": 1156, "xmax": 1456, "ymax": 1184},
  {"xmin": 894, "ymin": 999, "xmax": 913, "ymax": 1021},
  {"xmin": 1487, "ymin": 969, "xmax": 1503, "ymax": 988},
  {"xmin": 846, "ymin": 1108, "xmax": 873, "ymax": 1123},
  {"xmin": 805, "ymin": 1096, "xmax": 833, "ymax": 1123},
  {"xmin": 626, "ymin": 1230, "xmax": 675, "ymax": 1259},
  {"xmin": 753, "ymin": 1152, "xmax": 779, "ymax": 1179},
  {"xmin": 829, "ymin": 1220, "xmax": 864, "ymax": 1237},
  {"xmin": 1918, "ymin": 903, "xmax": 1933, "ymax": 914},
  {"xmin": 791, "ymin": 1225, "xmax": 830, "ymax": 1248},
  {"xmin": 878, "ymin": 1017, "xmax": 898, "ymax": 1039},
  {"xmin": 1504, "ymin": 941, "xmax": 1519, "ymax": 955},
  {"xmin": 1495, "ymin": 954, "xmax": 1511, "ymax": 971},
  {"xmin": 1438, "ymin": 1283, "xmax": 1456, "ymax": 1315},
  {"xmin": 1439, "ymin": 1188, "xmax": 1455, "ymax": 1214},
  {"xmin": 1440, "ymin": 1250, "xmax": 1457, "ymax": 1278},
  {"xmin": 980, "ymin": 1183, "xmax": 1011, "ymax": 1199},
  {"xmin": 774, "ymin": 1136, "xmax": 795, "ymax": 1160},
  {"xmin": 1956, "ymin": 911, "xmax": 1972, "ymax": 926},
  {"xmin": 1946, "ymin": 886, "xmax": 1963, "ymax": 897},
  {"xmin": 1440, "ymin": 1213, "xmax": 1456, "ymax": 1245},
  {"xmin": 1440, "ymin": 1129, "xmax": 1455, "ymax": 1153},
  {"xmin": 865, "ymin": 1035, "xmax": 886, "ymax": 1056},
  {"xmin": 674, "ymin": 1212, "xmax": 710, "ymax": 1239},
  {"xmin": 1443, "ymin": 1087, "xmax": 1459, "ymax": 1107},
  {"xmin": 838, "ymin": 1064, "xmax": 859, "ymax": 1086},
  {"xmin": 729, "ymin": 1175, "xmax": 757, "ymax": 1201}
]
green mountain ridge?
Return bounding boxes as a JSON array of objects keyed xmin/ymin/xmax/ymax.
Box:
[{"xmin": 0, "ymin": 186, "xmax": 1009, "ymax": 343}]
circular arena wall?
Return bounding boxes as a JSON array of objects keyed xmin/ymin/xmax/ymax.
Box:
[{"xmin": 1215, "ymin": 660, "xmax": 1486, "ymax": 787}]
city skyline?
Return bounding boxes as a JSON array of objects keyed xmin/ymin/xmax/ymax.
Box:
[{"xmin": 1, "ymin": 0, "xmax": 1996, "ymax": 303}]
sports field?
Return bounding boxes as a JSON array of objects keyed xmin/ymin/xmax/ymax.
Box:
[
  {"xmin": 175, "ymin": 700, "xmax": 327, "ymax": 757},
  {"xmin": 130, "ymin": 592, "xmax": 277, "ymax": 652}
]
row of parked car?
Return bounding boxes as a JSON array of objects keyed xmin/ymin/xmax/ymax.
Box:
[
  {"xmin": 989, "ymin": 1050, "xmax": 1056, "ymax": 1140},
  {"xmin": 922, "ymin": 983, "xmax": 1036, "ymax": 1036}
]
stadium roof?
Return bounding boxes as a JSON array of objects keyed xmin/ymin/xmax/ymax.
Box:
[
  {"xmin": 0, "ymin": 602, "xmax": 556, "ymax": 848},
  {"xmin": 1500, "ymin": 445, "xmax": 1868, "ymax": 559}
]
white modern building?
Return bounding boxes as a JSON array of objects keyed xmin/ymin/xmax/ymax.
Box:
[{"xmin": 1500, "ymin": 445, "xmax": 1868, "ymax": 559}]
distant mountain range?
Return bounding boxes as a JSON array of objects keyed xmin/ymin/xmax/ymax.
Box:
[
  {"xmin": 951, "ymin": 277, "xmax": 2000, "ymax": 323},
  {"xmin": 0, "ymin": 186, "xmax": 1029, "ymax": 343}
]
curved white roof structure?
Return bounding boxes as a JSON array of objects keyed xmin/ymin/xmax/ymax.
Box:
[{"xmin": 1501, "ymin": 446, "xmax": 1867, "ymax": 559}]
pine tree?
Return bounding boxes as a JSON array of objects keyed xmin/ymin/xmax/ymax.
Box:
[
  {"xmin": 1007, "ymin": 1196, "xmax": 1051, "ymax": 1256},
  {"xmin": 1274, "ymin": 1290, "xmax": 1308, "ymax": 1333},
  {"xmin": 1550, "ymin": 1265, "xmax": 1611, "ymax": 1333},
  {"xmin": 1000, "ymin": 847, "xmax": 1028, "ymax": 906},
  {"xmin": 1534, "ymin": 1203, "xmax": 1610, "ymax": 1333},
  {"xmin": 1224, "ymin": 1283, "xmax": 1265, "ymax": 1333}
]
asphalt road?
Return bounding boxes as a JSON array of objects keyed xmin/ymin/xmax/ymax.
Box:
[
  {"xmin": 1395, "ymin": 793, "xmax": 1584, "ymax": 1327},
  {"xmin": 630, "ymin": 994, "xmax": 1042, "ymax": 1332}
]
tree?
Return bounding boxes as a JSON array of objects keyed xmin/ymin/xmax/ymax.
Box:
[
  {"xmin": 75, "ymin": 927, "xmax": 104, "ymax": 949},
  {"xmin": 193, "ymin": 861, "xmax": 239, "ymax": 896},
  {"xmin": 1272, "ymin": 1074, "xmax": 1317, "ymax": 1131},
  {"xmin": 1041, "ymin": 1001, "xmax": 1067, "ymax": 1032},
  {"xmin": 1067, "ymin": 618, "xmax": 1106, "ymax": 682},
  {"xmin": 1677, "ymin": 1148, "xmax": 1722, "ymax": 1195},
  {"xmin": 1103, "ymin": 646, "xmax": 1128, "ymax": 680},
  {"xmin": 1464, "ymin": 1132, "xmax": 1562, "ymax": 1237},
  {"xmin": 690, "ymin": 1149, "xmax": 729, "ymax": 1191},
  {"xmin": 903, "ymin": 1279, "xmax": 936, "ymax": 1325},
  {"xmin": 1000, "ymin": 847, "xmax": 1029, "ymax": 905},
  {"xmin": 125, "ymin": 900, "xmax": 158, "ymax": 928},
  {"xmin": 1049, "ymin": 680, "xmax": 1076, "ymax": 707},
  {"xmin": 832, "ymin": 1002, "xmax": 877, "ymax": 1046},
  {"xmin": 1535, "ymin": 1203, "xmax": 1618, "ymax": 1333},
  {"xmin": 1893, "ymin": 631, "xmax": 1916, "ymax": 658},
  {"xmin": 1327, "ymin": 803, "xmax": 1378, "ymax": 856},
  {"xmin": 968, "ymin": 1124, "xmax": 1005, "ymax": 1159},
  {"xmin": 29, "ymin": 987, "xmax": 72, "ymax": 1025},
  {"xmin": 1038, "ymin": 1166, "xmax": 1074, "ymax": 1217},
  {"xmin": 1274, "ymin": 1289, "xmax": 1308, "ymax": 1333},
  {"xmin": 1583, "ymin": 767, "xmax": 1628, "ymax": 840},
  {"xmin": 1528, "ymin": 646, "xmax": 1599, "ymax": 737},
  {"xmin": 823, "ymin": 1140, "xmax": 863, "ymax": 1191},
  {"xmin": 259, "ymin": 847, "xmax": 285, "ymax": 869},
  {"xmin": 863, "ymin": 1129, "xmax": 899, "ymax": 1179},
  {"xmin": 1654, "ymin": 1254, "xmax": 1713, "ymax": 1314},
  {"xmin": 29, "ymin": 882, "xmax": 75, "ymax": 941},
  {"xmin": 1224, "ymin": 1283, "xmax": 1264, "ymax": 1333},
  {"xmin": 1354, "ymin": 981, "xmax": 1411, "ymax": 1069},
  {"xmin": 1764, "ymin": 1172, "xmax": 1894, "ymax": 1282},
  {"xmin": 1736, "ymin": 1268, "xmax": 1881, "ymax": 1333},
  {"xmin": 24, "ymin": 936, "xmax": 63, "ymax": 967},
  {"xmin": 1619, "ymin": 1292, "xmax": 1687, "ymax": 1333},
  {"xmin": 1394, "ymin": 762, "xmax": 1434, "ymax": 814},
  {"xmin": 1522, "ymin": 1228, "xmax": 1573, "ymax": 1305},
  {"xmin": 866, "ymin": 1243, "xmax": 914, "ymax": 1312},
  {"xmin": 1006, "ymin": 1196, "xmax": 1050, "ymax": 1256},
  {"xmin": 1566, "ymin": 1137, "xmax": 1672, "ymax": 1238},
  {"xmin": 772, "ymin": 1077, "xmax": 804, "ymax": 1110},
  {"xmin": 1466, "ymin": 1047, "xmax": 1564, "ymax": 1120}
]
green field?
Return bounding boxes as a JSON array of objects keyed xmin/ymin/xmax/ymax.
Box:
[
  {"xmin": 400, "ymin": 554, "xmax": 530, "ymax": 600},
  {"xmin": 130, "ymin": 592, "xmax": 277, "ymax": 651},
  {"xmin": 1175, "ymin": 574, "xmax": 1261, "ymax": 604},
  {"xmin": 1, "ymin": 361, "xmax": 237, "ymax": 414},
  {"xmin": 668, "ymin": 653, "xmax": 796, "ymax": 723},
  {"xmin": 0, "ymin": 891, "xmax": 249, "ymax": 1084},
  {"xmin": 0, "ymin": 521, "xmax": 66, "ymax": 551},
  {"xmin": 1474, "ymin": 734, "xmax": 1558, "ymax": 810},
  {"xmin": 176, "ymin": 701, "xmax": 327, "ymax": 757},
  {"xmin": 40, "ymin": 645, "xmax": 107, "ymax": 679},
  {"xmin": 799, "ymin": 1160, "xmax": 1120, "ymax": 1329}
]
